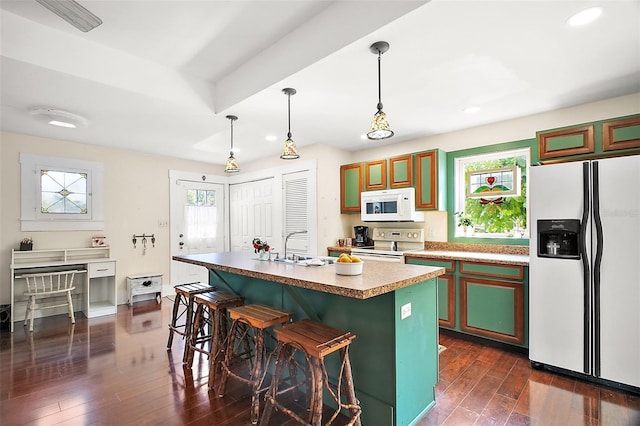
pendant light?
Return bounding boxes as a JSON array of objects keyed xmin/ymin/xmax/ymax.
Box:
[
  {"xmin": 367, "ymin": 41, "xmax": 394, "ymax": 140},
  {"xmin": 280, "ymin": 88, "xmax": 300, "ymax": 159},
  {"xmin": 224, "ymin": 115, "xmax": 240, "ymax": 173}
]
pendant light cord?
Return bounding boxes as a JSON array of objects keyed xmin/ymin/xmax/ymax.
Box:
[
  {"xmin": 287, "ymin": 92, "xmax": 292, "ymax": 139},
  {"xmin": 229, "ymin": 117, "xmax": 234, "ymax": 155},
  {"xmin": 377, "ymin": 51, "xmax": 383, "ymax": 112}
]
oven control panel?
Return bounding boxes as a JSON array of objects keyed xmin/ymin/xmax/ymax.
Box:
[{"xmin": 372, "ymin": 228, "xmax": 424, "ymax": 242}]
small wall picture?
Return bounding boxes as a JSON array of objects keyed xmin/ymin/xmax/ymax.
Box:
[{"xmin": 92, "ymin": 236, "xmax": 107, "ymax": 247}]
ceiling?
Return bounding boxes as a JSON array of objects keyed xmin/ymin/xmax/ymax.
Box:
[{"xmin": 1, "ymin": 0, "xmax": 639, "ymax": 167}]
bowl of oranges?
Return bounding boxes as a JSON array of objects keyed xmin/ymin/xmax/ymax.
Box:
[{"xmin": 335, "ymin": 253, "xmax": 363, "ymax": 275}]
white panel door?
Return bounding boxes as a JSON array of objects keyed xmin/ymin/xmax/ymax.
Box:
[
  {"xmin": 170, "ymin": 179, "xmax": 225, "ymax": 287},
  {"xmin": 529, "ymin": 161, "xmax": 590, "ymax": 374},
  {"xmin": 230, "ymin": 178, "xmax": 275, "ymax": 253},
  {"xmin": 597, "ymin": 156, "xmax": 640, "ymax": 387}
]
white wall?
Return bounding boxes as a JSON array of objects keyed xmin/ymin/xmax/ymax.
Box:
[{"xmin": 0, "ymin": 132, "xmax": 222, "ymax": 305}]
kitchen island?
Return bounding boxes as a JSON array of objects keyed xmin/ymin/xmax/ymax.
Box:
[{"xmin": 173, "ymin": 251, "xmax": 445, "ymax": 426}]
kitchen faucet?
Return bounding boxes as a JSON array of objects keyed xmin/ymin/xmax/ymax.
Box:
[{"xmin": 284, "ymin": 230, "xmax": 308, "ymax": 261}]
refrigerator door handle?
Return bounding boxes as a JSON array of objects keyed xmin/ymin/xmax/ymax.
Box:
[
  {"xmin": 592, "ymin": 161, "xmax": 603, "ymax": 377},
  {"xmin": 580, "ymin": 162, "xmax": 591, "ymax": 375}
]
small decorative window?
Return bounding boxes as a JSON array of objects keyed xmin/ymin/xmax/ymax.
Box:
[
  {"xmin": 41, "ymin": 169, "xmax": 88, "ymax": 214},
  {"xmin": 466, "ymin": 166, "xmax": 520, "ymax": 199},
  {"xmin": 21, "ymin": 154, "xmax": 104, "ymax": 231}
]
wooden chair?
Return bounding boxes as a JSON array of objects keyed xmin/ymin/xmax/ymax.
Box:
[{"xmin": 18, "ymin": 269, "xmax": 85, "ymax": 332}]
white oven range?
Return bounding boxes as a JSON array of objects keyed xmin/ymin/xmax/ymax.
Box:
[{"xmin": 350, "ymin": 227, "xmax": 424, "ymax": 263}]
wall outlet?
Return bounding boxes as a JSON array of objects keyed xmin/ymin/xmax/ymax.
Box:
[
  {"xmin": 158, "ymin": 220, "xmax": 168, "ymax": 228},
  {"xmin": 401, "ymin": 303, "xmax": 411, "ymax": 320}
]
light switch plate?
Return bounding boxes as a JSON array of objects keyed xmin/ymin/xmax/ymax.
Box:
[{"xmin": 401, "ymin": 303, "xmax": 411, "ymax": 320}]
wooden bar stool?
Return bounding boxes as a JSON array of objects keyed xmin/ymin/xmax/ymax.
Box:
[
  {"xmin": 166, "ymin": 281, "xmax": 217, "ymax": 363},
  {"xmin": 260, "ymin": 319, "xmax": 362, "ymax": 426},
  {"xmin": 185, "ymin": 291, "xmax": 245, "ymax": 388},
  {"xmin": 217, "ymin": 304, "xmax": 292, "ymax": 424}
]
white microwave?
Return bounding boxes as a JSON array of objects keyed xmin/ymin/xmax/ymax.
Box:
[{"xmin": 360, "ymin": 188, "xmax": 424, "ymax": 222}]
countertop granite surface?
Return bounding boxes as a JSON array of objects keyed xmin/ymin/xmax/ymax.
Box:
[
  {"xmin": 328, "ymin": 242, "xmax": 530, "ymax": 266},
  {"xmin": 405, "ymin": 250, "xmax": 529, "ymax": 266},
  {"xmin": 173, "ymin": 251, "xmax": 445, "ymax": 299}
]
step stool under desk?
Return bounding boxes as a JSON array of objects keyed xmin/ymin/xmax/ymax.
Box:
[{"xmin": 10, "ymin": 247, "xmax": 117, "ymax": 332}]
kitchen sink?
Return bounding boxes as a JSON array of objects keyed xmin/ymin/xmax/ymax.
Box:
[{"xmin": 272, "ymin": 255, "xmax": 334, "ymax": 266}]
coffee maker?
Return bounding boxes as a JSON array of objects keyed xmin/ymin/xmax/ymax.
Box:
[{"xmin": 353, "ymin": 226, "xmax": 369, "ymax": 247}]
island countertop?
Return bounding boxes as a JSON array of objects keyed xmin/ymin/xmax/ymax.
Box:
[{"xmin": 173, "ymin": 251, "xmax": 445, "ymax": 299}]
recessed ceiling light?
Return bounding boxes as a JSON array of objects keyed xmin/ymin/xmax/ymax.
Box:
[
  {"xmin": 29, "ymin": 107, "xmax": 88, "ymax": 129},
  {"xmin": 567, "ymin": 7, "xmax": 602, "ymax": 27},
  {"xmin": 463, "ymin": 106, "xmax": 480, "ymax": 114},
  {"xmin": 265, "ymin": 135, "xmax": 277, "ymax": 142},
  {"xmin": 48, "ymin": 120, "xmax": 77, "ymax": 128}
]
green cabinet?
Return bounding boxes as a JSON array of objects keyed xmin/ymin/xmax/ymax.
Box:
[
  {"xmin": 365, "ymin": 160, "xmax": 387, "ymax": 191},
  {"xmin": 405, "ymin": 257, "xmax": 455, "ymax": 328},
  {"xmin": 459, "ymin": 262, "xmax": 525, "ymax": 345},
  {"xmin": 415, "ymin": 149, "xmax": 446, "ymax": 210},
  {"xmin": 603, "ymin": 116, "xmax": 640, "ymax": 151},
  {"xmin": 340, "ymin": 162, "xmax": 363, "ymax": 213},
  {"xmin": 537, "ymin": 114, "xmax": 640, "ymax": 161},
  {"xmin": 405, "ymin": 256, "xmax": 528, "ymax": 348},
  {"xmin": 389, "ymin": 155, "xmax": 413, "ymax": 188}
]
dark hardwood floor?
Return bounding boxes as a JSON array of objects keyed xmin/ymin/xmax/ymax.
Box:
[{"xmin": 1, "ymin": 299, "xmax": 638, "ymax": 425}]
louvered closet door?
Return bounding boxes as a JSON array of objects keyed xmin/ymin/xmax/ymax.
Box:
[{"xmin": 283, "ymin": 171, "xmax": 310, "ymax": 256}]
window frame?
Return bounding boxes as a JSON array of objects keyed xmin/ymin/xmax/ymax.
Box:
[
  {"xmin": 20, "ymin": 153, "xmax": 104, "ymax": 231},
  {"xmin": 453, "ymin": 147, "xmax": 530, "ymax": 240}
]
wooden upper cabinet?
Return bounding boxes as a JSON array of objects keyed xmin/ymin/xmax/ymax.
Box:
[
  {"xmin": 538, "ymin": 125, "xmax": 595, "ymax": 159},
  {"xmin": 415, "ymin": 149, "xmax": 446, "ymax": 210},
  {"xmin": 365, "ymin": 160, "xmax": 387, "ymax": 191},
  {"xmin": 389, "ymin": 155, "xmax": 413, "ymax": 188},
  {"xmin": 340, "ymin": 162, "xmax": 364, "ymax": 213},
  {"xmin": 603, "ymin": 116, "xmax": 640, "ymax": 151}
]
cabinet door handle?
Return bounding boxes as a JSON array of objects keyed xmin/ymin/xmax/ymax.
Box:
[{"xmin": 97, "ymin": 268, "xmax": 108, "ymax": 271}]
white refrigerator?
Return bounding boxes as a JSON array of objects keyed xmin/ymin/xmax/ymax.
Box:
[{"xmin": 529, "ymin": 155, "xmax": 640, "ymax": 390}]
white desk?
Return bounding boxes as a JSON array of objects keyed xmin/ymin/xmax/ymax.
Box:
[{"xmin": 10, "ymin": 247, "xmax": 117, "ymax": 332}]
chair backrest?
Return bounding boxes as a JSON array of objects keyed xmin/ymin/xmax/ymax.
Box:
[{"xmin": 19, "ymin": 270, "xmax": 85, "ymax": 294}]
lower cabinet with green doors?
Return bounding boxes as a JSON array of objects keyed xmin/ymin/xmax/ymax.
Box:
[{"xmin": 405, "ymin": 255, "xmax": 528, "ymax": 348}]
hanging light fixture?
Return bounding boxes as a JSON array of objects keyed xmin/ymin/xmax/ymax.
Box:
[
  {"xmin": 224, "ymin": 115, "xmax": 240, "ymax": 174},
  {"xmin": 280, "ymin": 88, "xmax": 300, "ymax": 160},
  {"xmin": 367, "ymin": 41, "xmax": 394, "ymax": 140}
]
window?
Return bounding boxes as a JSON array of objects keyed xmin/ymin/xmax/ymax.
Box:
[
  {"xmin": 40, "ymin": 170, "xmax": 88, "ymax": 214},
  {"xmin": 454, "ymin": 148, "xmax": 529, "ymax": 239},
  {"xmin": 20, "ymin": 154, "xmax": 104, "ymax": 231},
  {"xmin": 185, "ymin": 189, "xmax": 218, "ymax": 242}
]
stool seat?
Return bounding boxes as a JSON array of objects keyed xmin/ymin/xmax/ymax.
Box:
[
  {"xmin": 228, "ymin": 304, "xmax": 291, "ymax": 329},
  {"xmin": 274, "ymin": 319, "xmax": 356, "ymax": 358},
  {"xmin": 167, "ymin": 281, "xmax": 217, "ymax": 363},
  {"xmin": 193, "ymin": 291, "xmax": 245, "ymax": 309},
  {"xmin": 219, "ymin": 304, "xmax": 292, "ymax": 424},
  {"xmin": 174, "ymin": 281, "xmax": 216, "ymax": 297}
]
